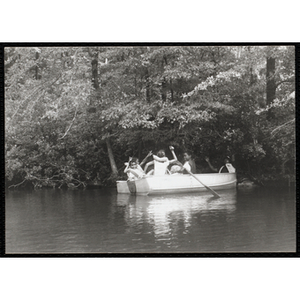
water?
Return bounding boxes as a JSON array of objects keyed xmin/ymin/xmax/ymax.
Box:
[{"xmin": 5, "ymin": 186, "xmax": 296, "ymax": 253}]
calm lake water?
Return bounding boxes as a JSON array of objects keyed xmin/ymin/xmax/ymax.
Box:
[{"xmin": 5, "ymin": 186, "xmax": 296, "ymax": 254}]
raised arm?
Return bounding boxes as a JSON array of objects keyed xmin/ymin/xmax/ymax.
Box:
[
  {"xmin": 137, "ymin": 165, "xmax": 144, "ymax": 173},
  {"xmin": 169, "ymin": 146, "xmax": 178, "ymax": 161},
  {"xmin": 205, "ymin": 157, "xmax": 218, "ymax": 172},
  {"xmin": 140, "ymin": 151, "xmax": 153, "ymax": 167},
  {"xmin": 144, "ymin": 160, "xmax": 154, "ymax": 173},
  {"xmin": 169, "ymin": 159, "xmax": 178, "ymax": 164},
  {"xmin": 124, "ymin": 157, "xmax": 132, "ymax": 173}
]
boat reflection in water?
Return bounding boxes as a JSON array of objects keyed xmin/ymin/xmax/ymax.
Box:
[
  {"xmin": 6, "ymin": 187, "xmax": 294, "ymax": 253},
  {"xmin": 116, "ymin": 190, "xmax": 237, "ymax": 244}
]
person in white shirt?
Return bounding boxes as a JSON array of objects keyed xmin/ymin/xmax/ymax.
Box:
[
  {"xmin": 124, "ymin": 157, "xmax": 145, "ymax": 180},
  {"xmin": 169, "ymin": 148, "xmax": 197, "ymax": 174},
  {"xmin": 144, "ymin": 149, "xmax": 177, "ymax": 176},
  {"xmin": 182, "ymin": 151, "xmax": 197, "ymax": 173}
]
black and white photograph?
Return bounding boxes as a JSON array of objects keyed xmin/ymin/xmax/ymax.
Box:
[
  {"xmin": 4, "ymin": 44, "xmax": 296, "ymax": 254},
  {"xmin": 1, "ymin": 2, "xmax": 299, "ymax": 299}
]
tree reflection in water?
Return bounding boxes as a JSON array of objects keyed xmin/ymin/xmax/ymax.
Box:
[{"xmin": 6, "ymin": 187, "xmax": 295, "ymax": 253}]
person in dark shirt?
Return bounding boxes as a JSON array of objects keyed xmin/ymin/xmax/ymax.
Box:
[{"xmin": 205, "ymin": 156, "xmax": 236, "ymax": 173}]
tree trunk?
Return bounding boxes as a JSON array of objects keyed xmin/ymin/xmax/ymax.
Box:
[
  {"xmin": 91, "ymin": 56, "xmax": 99, "ymax": 90},
  {"xmin": 249, "ymin": 67, "xmax": 256, "ymax": 86},
  {"xmin": 106, "ymin": 137, "xmax": 118, "ymax": 177},
  {"xmin": 161, "ymin": 77, "xmax": 167, "ymax": 101},
  {"xmin": 266, "ymin": 56, "xmax": 276, "ymax": 119},
  {"xmin": 145, "ymin": 68, "xmax": 151, "ymax": 102},
  {"xmin": 88, "ymin": 48, "xmax": 99, "ymax": 112},
  {"xmin": 170, "ymin": 79, "xmax": 174, "ymax": 101},
  {"xmin": 35, "ymin": 51, "xmax": 40, "ymax": 80}
]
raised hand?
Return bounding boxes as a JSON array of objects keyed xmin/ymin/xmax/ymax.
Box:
[{"xmin": 169, "ymin": 146, "xmax": 174, "ymax": 151}]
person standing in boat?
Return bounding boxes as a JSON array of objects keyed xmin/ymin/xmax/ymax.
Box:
[
  {"xmin": 144, "ymin": 149, "xmax": 177, "ymax": 176},
  {"xmin": 124, "ymin": 157, "xmax": 145, "ymax": 180},
  {"xmin": 205, "ymin": 156, "xmax": 236, "ymax": 173}
]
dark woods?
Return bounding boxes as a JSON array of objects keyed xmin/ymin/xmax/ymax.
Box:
[{"xmin": 5, "ymin": 46, "xmax": 295, "ymax": 189}]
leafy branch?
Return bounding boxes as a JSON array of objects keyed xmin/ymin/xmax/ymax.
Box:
[
  {"xmin": 58, "ymin": 105, "xmax": 78, "ymax": 140},
  {"xmin": 10, "ymin": 73, "xmax": 62, "ymax": 120}
]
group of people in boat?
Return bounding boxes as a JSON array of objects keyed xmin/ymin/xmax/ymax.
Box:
[{"xmin": 124, "ymin": 146, "xmax": 235, "ymax": 181}]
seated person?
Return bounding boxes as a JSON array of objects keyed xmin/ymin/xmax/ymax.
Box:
[
  {"xmin": 182, "ymin": 151, "xmax": 197, "ymax": 174},
  {"xmin": 124, "ymin": 157, "xmax": 145, "ymax": 180},
  {"xmin": 144, "ymin": 149, "xmax": 177, "ymax": 176},
  {"xmin": 169, "ymin": 148, "xmax": 197, "ymax": 174},
  {"xmin": 205, "ymin": 156, "xmax": 236, "ymax": 173},
  {"xmin": 170, "ymin": 164, "xmax": 182, "ymax": 175}
]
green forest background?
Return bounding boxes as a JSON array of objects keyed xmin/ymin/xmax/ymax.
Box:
[{"xmin": 5, "ymin": 46, "xmax": 295, "ymax": 189}]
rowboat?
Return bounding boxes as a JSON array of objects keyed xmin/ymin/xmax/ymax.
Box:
[{"xmin": 117, "ymin": 173, "xmax": 237, "ymax": 195}]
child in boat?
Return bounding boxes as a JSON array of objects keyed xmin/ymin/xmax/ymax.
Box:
[
  {"xmin": 205, "ymin": 156, "xmax": 236, "ymax": 173},
  {"xmin": 170, "ymin": 165, "xmax": 182, "ymax": 174},
  {"xmin": 144, "ymin": 148, "xmax": 177, "ymax": 176},
  {"xmin": 124, "ymin": 157, "xmax": 145, "ymax": 180}
]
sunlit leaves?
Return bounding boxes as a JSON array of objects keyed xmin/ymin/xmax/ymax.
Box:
[{"xmin": 5, "ymin": 45, "xmax": 296, "ymax": 188}]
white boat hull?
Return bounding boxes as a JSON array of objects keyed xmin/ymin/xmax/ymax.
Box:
[{"xmin": 117, "ymin": 173, "xmax": 237, "ymax": 195}]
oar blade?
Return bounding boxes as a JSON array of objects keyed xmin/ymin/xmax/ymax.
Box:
[{"xmin": 189, "ymin": 170, "xmax": 220, "ymax": 198}]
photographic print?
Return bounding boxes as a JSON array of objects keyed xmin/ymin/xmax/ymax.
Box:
[{"xmin": 4, "ymin": 45, "xmax": 296, "ymax": 255}]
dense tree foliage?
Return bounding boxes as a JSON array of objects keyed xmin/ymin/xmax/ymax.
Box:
[{"xmin": 5, "ymin": 45, "xmax": 295, "ymax": 189}]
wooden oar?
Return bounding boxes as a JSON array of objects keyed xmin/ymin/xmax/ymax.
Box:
[
  {"xmin": 178, "ymin": 161, "xmax": 220, "ymax": 198},
  {"xmin": 169, "ymin": 147, "xmax": 220, "ymax": 197}
]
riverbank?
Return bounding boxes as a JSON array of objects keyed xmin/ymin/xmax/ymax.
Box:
[{"xmin": 6, "ymin": 174, "xmax": 295, "ymax": 191}]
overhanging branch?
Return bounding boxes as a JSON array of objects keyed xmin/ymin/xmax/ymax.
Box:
[{"xmin": 58, "ymin": 105, "xmax": 78, "ymax": 139}]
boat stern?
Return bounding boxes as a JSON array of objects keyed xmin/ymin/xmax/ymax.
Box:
[{"xmin": 116, "ymin": 181, "xmax": 130, "ymax": 193}]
